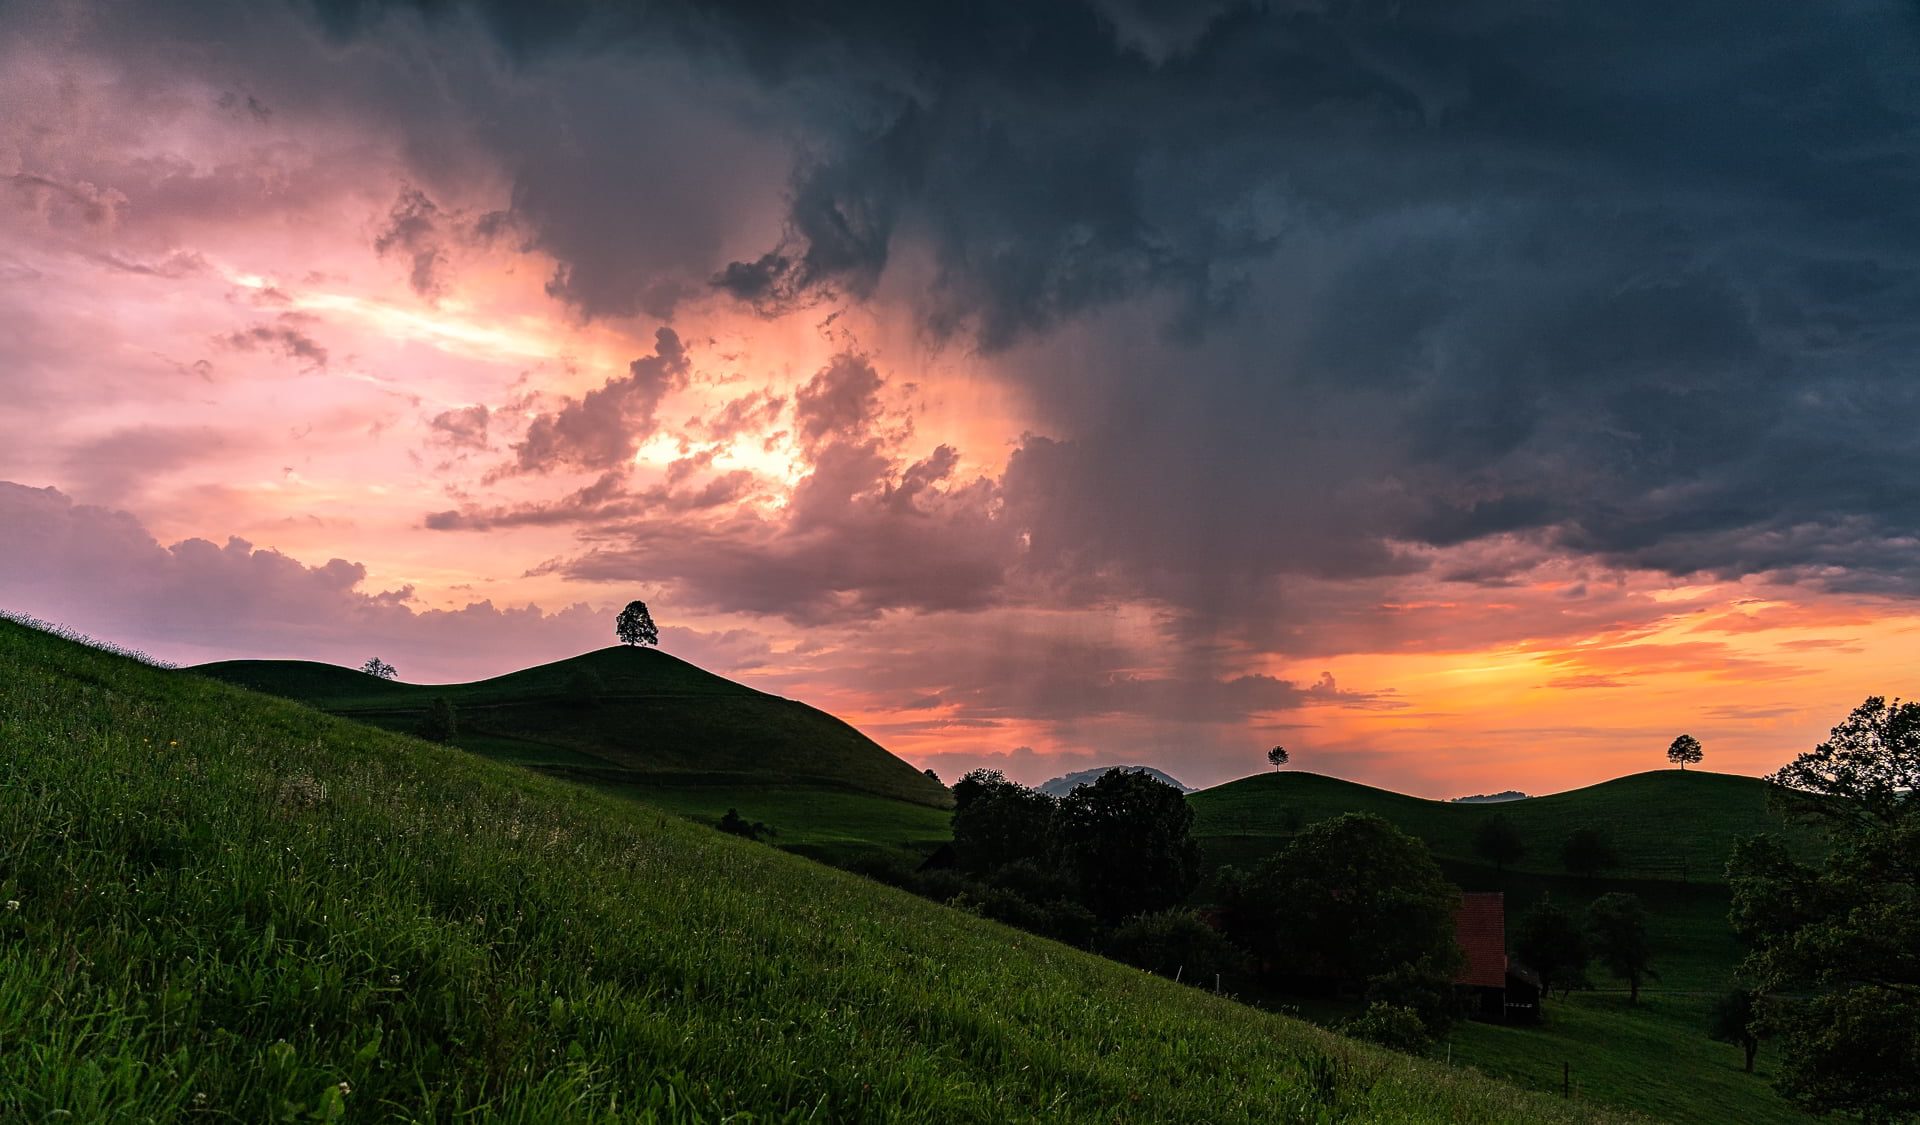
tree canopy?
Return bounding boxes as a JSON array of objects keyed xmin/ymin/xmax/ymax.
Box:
[
  {"xmin": 1584, "ymin": 892, "xmax": 1656, "ymax": 1003},
  {"xmin": 360, "ymin": 657, "xmax": 397, "ymax": 680},
  {"xmin": 1244, "ymin": 813, "xmax": 1462, "ymax": 991},
  {"xmin": 1265, "ymin": 745, "xmax": 1288, "ymax": 771},
  {"xmin": 1560, "ymin": 825, "xmax": 1618, "ymax": 879},
  {"xmin": 1514, "ymin": 896, "xmax": 1589, "ymax": 999},
  {"xmin": 950, "ymin": 769, "xmax": 1057, "ymax": 875},
  {"xmin": 615, "ymin": 600, "xmax": 659, "ymax": 647},
  {"xmin": 1729, "ymin": 696, "xmax": 1920, "ymax": 1120},
  {"xmin": 1667, "ymin": 733, "xmax": 1703, "ymax": 770},
  {"xmin": 1471, "ymin": 813, "xmax": 1526, "ymax": 871},
  {"xmin": 1054, "ymin": 769, "xmax": 1202, "ymax": 924}
]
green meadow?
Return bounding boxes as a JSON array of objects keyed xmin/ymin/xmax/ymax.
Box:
[{"xmin": 0, "ymin": 618, "xmax": 1626, "ymax": 1123}]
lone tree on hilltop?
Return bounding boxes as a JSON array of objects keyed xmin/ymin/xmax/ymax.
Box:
[
  {"xmin": 1667, "ymin": 733, "xmax": 1704, "ymax": 770},
  {"xmin": 361, "ymin": 657, "xmax": 397, "ymax": 680},
  {"xmin": 615, "ymin": 600, "xmax": 659, "ymax": 647},
  {"xmin": 1266, "ymin": 745, "xmax": 1289, "ymax": 771},
  {"xmin": 1585, "ymin": 892, "xmax": 1657, "ymax": 1003},
  {"xmin": 1472, "ymin": 812, "xmax": 1527, "ymax": 871},
  {"xmin": 1561, "ymin": 825, "xmax": 1619, "ymax": 879},
  {"xmin": 1729, "ymin": 695, "xmax": 1920, "ymax": 1120}
]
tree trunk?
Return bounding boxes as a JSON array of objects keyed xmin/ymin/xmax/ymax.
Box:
[
  {"xmin": 1629, "ymin": 977, "xmax": 1639, "ymax": 1004},
  {"xmin": 1743, "ymin": 1041, "xmax": 1756, "ymax": 1073}
]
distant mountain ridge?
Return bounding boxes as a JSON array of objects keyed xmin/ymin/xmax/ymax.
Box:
[
  {"xmin": 1038, "ymin": 765, "xmax": 1194, "ymax": 797},
  {"xmin": 1450, "ymin": 790, "xmax": 1529, "ymax": 804}
]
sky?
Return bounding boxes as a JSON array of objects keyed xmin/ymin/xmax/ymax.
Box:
[{"xmin": 3, "ymin": 0, "xmax": 1918, "ymax": 797}]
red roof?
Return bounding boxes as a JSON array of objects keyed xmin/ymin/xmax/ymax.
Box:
[{"xmin": 1453, "ymin": 892, "xmax": 1508, "ymax": 988}]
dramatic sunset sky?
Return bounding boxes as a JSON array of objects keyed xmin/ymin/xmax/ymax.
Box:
[{"xmin": 3, "ymin": 1, "xmax": 1917, "ymax": 796}]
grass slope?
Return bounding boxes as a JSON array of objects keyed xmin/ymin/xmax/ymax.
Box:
[
  {"xmin": 195, "ymin": 647, "xmax": 948, "ymax": 809},
  {"xmin": 0, "ymin": 619, "xmax": 1627, "ymax": 1123},
  {"xmin": 1442, "ymin": 993, "xmax": 1805, "ymax": 1125},
  {"xmin": 1193, "ymin": 769, "xmax": 1813, "ymax": 884}
]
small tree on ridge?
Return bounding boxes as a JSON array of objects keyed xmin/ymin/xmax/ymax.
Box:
[
  {"xmin": 361, "ymin": 657, "xmax": 397, "ymax": 680},
  {"xmin": 615, "ymin": 600, "xmax": 659, "ymax": 647},
  {"xmin": 1266, "ymin": 745, "xmax": 1289, "ymax": 771},
  {"xmin": 1667, "ymin": 733, "xmax": 1704, "ymax": 770}
]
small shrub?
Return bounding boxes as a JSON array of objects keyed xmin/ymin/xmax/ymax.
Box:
[
  {"xmin": 1104, "ymin": 909, "xmax": 1248, "ymax": 986},
  {"xmin": 1341, "ymin": 1001, "xmax": 1432, "ymax": 1052},
  {"xmin": 716, "ymin": 808, "xmax": 773, "ymax": 841}
]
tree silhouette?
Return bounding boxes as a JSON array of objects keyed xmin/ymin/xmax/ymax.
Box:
[
  {"xmin": 1515, "ymin": 896, "xmax": 1590, "ymax": 999},
  {"xmin": 361, "ymin": 657, "xmax": 397, "ymax": 680},
  {"xmin": 1266, "ymin": 745, "xmax": 1289, "ymax": 771},
  {"xmin": 1729, "ymin": 696, "xmax": 1920, "ymax": 1119},
  {"xmin": 1585, "ymin": 892, "xmax": 1657, "ymax": 1003},
  {"xmin": 1708, "ymin": 987, "xmax": 1762, "ymax": 1073},
  {"xmin": 415, "ymin": 697, "xmax": 458, "ymax": 744},
  {"xmin": 615, "ymin": 600, "xmax": 659, "ymax": 646},
  {"xmin": 1561, "ymin": 826, "xmax": 1619, "ymax": 879},
  {"xmin": 1472, "ymin": 813, "xmax": 1526, "ymax": 871},
  {"xmin": 1667, "ymin": 733, "xmax": 1703, "ymax": 770}
]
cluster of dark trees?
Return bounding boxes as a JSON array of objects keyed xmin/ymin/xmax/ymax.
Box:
[
  {"xmin": 861, "ymin": 768, "xmax": 1475, "ymax": 1048},
  {"xmin": 1471, "ymin": 813, "xmax": 1622, "ymax": 878},
  {"xmin": 1725, "ymin": 696, "xmax": 1920, "ymax": 1121},
  {"xmin": 1510, "ymin": 892, "xmax": 1657, "ymax": 1002}
]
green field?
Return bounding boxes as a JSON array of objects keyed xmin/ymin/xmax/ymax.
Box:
[
  {"xmin": 194, "ymin": 647, "xmax": 954, "ymax": 861},
  {"xmin": 0, "ymin": 618, "xmax": 1629, "ymax": 1122},
  {"xmin": 1443, "ymin": 993, "xmax": 1798, "ymax": 1124},
  {"xmin": 1191, "ymin": 770, "xmax": 1818, "ymax": 1122}
]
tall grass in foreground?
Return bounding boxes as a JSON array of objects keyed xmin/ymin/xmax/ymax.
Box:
[{"xmin": 0, "ymin": 620, "xmax": 1618, "ymax": 1122}]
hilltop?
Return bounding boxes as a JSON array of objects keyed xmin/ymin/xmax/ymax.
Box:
[
  {"xmin": 195, "ymin": 646, "xmax": 949, "ymax": 809},
  {"xmin": 0, "ymin": 617, "xmax": 1618, "ymax": 1122},
  {"xmin": 1193, "ymin": 768, "xmax": 1815, "ymax": 883}
]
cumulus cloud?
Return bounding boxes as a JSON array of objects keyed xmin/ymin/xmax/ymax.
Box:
[
  {"xmin": 427, "ymin": 404, "xmax": 491, "ymax": 450},
  {"xmin": 511, "ymin": 328, "xmax": 690, "ymax": 473}
]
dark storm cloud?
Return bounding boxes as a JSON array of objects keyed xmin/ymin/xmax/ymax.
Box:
[{"xmin": 44, "ymin": 0, "xmax": 1920, "ymax": 625}]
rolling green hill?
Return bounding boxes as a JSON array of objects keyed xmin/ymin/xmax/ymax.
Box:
[
  {"xmin": 1192, "ymin": 769, "xmax": 1815, "ymax": 884},
  {"xmin": 194, "ymin": 646, "xmax": 950, "ymax": 809},
  {"xmin": 0, "ymin": 618, "xmax": 1619, "ymax": 1122}
]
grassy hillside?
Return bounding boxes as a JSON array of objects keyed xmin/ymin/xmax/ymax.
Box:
[
  {"xmin": 0, "ymin": 618, "xmax": 1621, "ymax": 1122},
  {"xmin": 1193, "ymin": 769, "xmax": 1813, "ymax": 884},
  {"xmin": 195, "ymin": 646, "xmax": 949, "ymax": 809}
]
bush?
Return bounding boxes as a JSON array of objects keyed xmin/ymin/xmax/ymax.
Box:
[
  {"xmin": 1104, "ymin": 910, "xmax": 1248, "ymax": 986},
  {"xmin": 1365, "ymin": 959, "xmax": 1461, "ymax": 1039},
  {"xmin": 1341, "ymin": 1002, "xmax": 1432, "ymax": 1052}
]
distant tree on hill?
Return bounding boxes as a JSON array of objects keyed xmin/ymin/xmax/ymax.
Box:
[
  {"xmin": 1729, "ymin": 695, "xmax": 1920, "ymax": 1120},
  {"xmin": 1055, "ymin": 769, "xmax": 1203, "ymax": 923},
  {"xmin": 1708, "ymin": 987, "xmax": 1763, "ymax": 1073},
  {"xmin": 1471, "ymin": 813, "xmax": 1526, "ymax": 871},
  {"xmin": 361, "ymin": 657, "xmax": 397, "ymax": 680},
  {"xmin": 1514, "ymin": 896, "xmax": 1590, "ymax": 1000},
  {"xmin": 614, "ymin": 600, "xmax": 659, "ymax": 647},
  {"xmin": 1667, "ymin": 733, "xmax": 1704, "ymax": 770},
  {"xmin": 717, "ymin": 808, "xmax": 772, "ymax": 841},
  {"xmin": 1266, "ymin": 745, "xmax": 1289, "ymax": 771},
  {"xmin": 415, "ymin": 697, "xmax": 458, "ymax": 744},
  {"xmin": 950, "ymin": 770, "xmax": 1057, "ymax": 874},
  {"xmin": 1560, "ymin": 825, "xmax": 1619, "ymax": 879},
  {"xmin": 1244, "ymin": 813, "xmax": 1463, "ymax": 1036},
  {"xmin": 923, "ymin": 768, "xmax": 941, "ymax": 784},
  {"xmin": 1585, "ymin": 892, "xmax": 1657, "ymax": 1003}
]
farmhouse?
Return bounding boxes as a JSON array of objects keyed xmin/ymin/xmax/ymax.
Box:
[{"xmin": 1454, "ymin": 892, "xmax": 1541, "ymax": 1024}]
